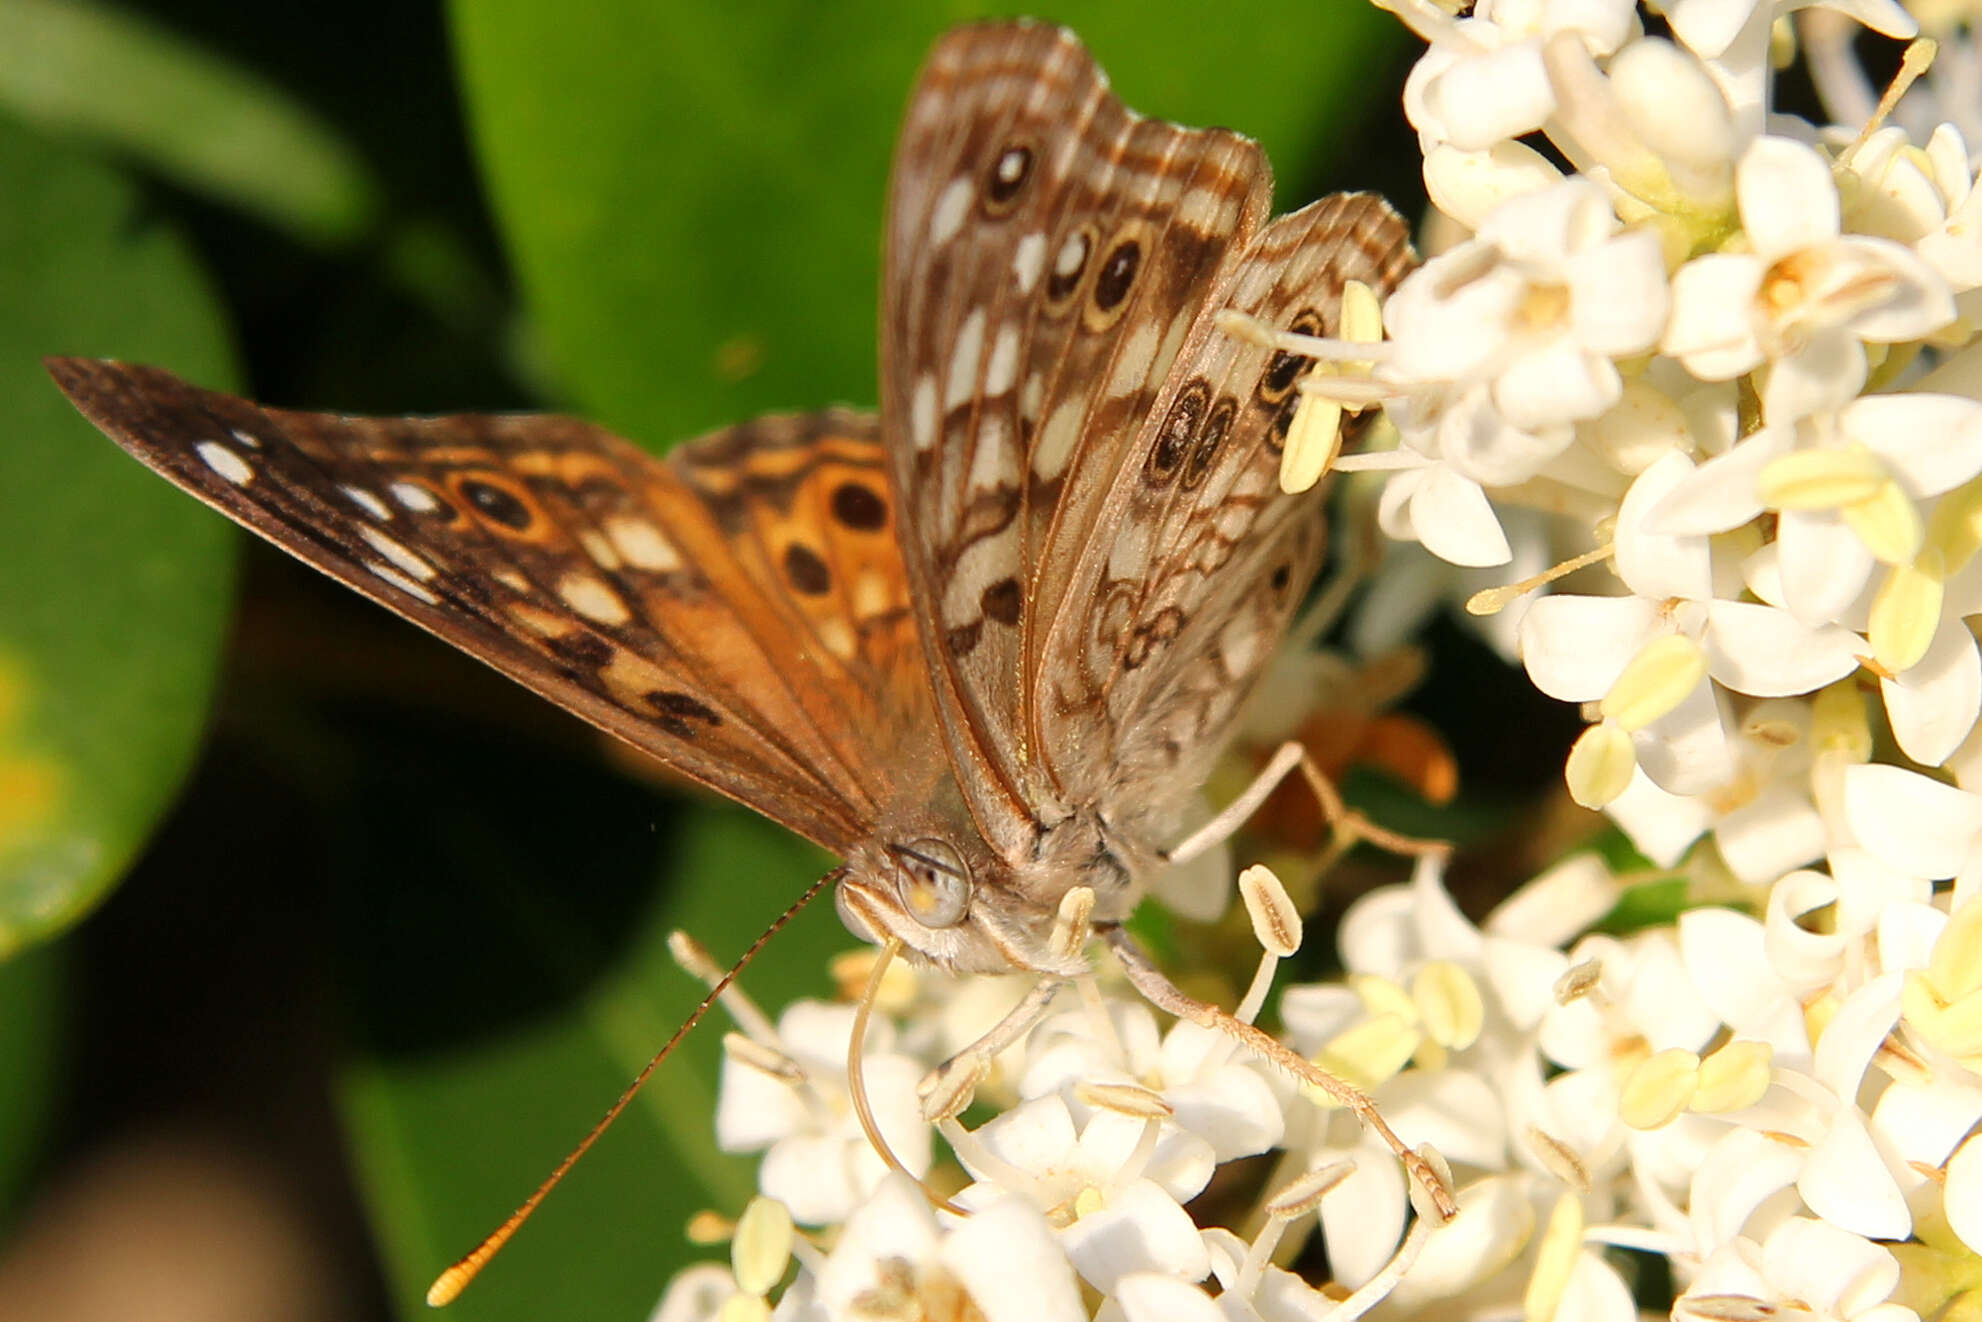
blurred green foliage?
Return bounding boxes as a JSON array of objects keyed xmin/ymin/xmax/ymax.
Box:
[{"xmin": 0, "ymin": 3, "xmax": 1484, "ymax": 1319}]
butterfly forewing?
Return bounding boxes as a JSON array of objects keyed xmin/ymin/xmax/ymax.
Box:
[
  {"xmin": 1033, "ymin": 192, "xmax": 1415, "ymax": 819},
  {"xmin": 46, "ymin": 358, "xmax": 912, "ymax": 852},
  {"xmin": 883, "ymin": 23, "xmax": 1274, "ymax": 854}
]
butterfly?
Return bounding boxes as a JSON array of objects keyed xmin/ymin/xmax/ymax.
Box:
[{"xmin": 49, "ymin": 18, "xmax": 1429, "ymax": 1276}]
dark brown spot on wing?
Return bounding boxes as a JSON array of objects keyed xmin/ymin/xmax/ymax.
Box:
[
  {"xmin": 1146, "ymin": 379, "xmax": 1209, "ymax": 485},
  {"xmin": 455, "ymin": 475, "xmax": 535, "ymax": 531},
  {"xmin": 1094, "ymin": 239, "xmax": 1140, "ymax": 311},
  {"xmin": 830, "ymin": 481, "xmax": 888, "ymax": 532},
  {"xmin": 1181, "ymin": 396, "xmax": 1237, "ymax": 492},
  {"xmin": 783, "ymin": 543, "xmax": 832, "ymax": 596},
  {"xmin": 980, "ymin": 577, "xmax": 1021, "ymax": 626}
]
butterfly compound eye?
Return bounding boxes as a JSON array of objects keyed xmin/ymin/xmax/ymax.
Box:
[{"xmin": 892, "ymin": 839, "xmax": 972, "ymax": 929}]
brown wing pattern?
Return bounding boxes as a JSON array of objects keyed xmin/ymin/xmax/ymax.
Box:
[
  {"xmin": 883, "ymin": 20, "xmax": 1274, "ymax": 854},
  {"xmin": 1032, "ymin": 194, "xmax": 1416, "ymax": 821},
  {"xmin": 47, "ymin": 358, "xmax": 925, "ymax": 852}
]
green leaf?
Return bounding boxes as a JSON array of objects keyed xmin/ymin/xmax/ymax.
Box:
[
  {"xmin": 0, "ymin": 0, "xmax": 380, "ymax": 246},
  {"xmin": 333, "ymin": 714, "xmax": 855, "ymax": 1322},
  {"xmin": 0, "ymin": 117, "xmax": 237, "ymax": 957},
  {"xmin": 448, "ymin": 0, "xmax": 1406, "ymax": 445}
]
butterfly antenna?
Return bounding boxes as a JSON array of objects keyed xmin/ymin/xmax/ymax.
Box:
[
  {"xmin": 846, "ymin": 937, "xmax": 969, "ymax": 1217},
  {"xmin": 426, "ymin": 865, "xmax": 847, "ymax": 1307}
]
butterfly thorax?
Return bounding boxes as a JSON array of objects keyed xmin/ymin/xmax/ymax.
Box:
[{"xmin": 834, "ymin": 798, "xmax": 1154, "ymax": 976}]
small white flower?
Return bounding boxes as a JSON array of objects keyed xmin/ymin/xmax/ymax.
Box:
[
  {"xmin": 948, "ymin": 1093, "xmax": 1214, "ymax": 1292},
  {"xmin": 1662, "ymin": 136, "xmax": 1957, "ymax": 422},
  {"xmin": 798, "ymin": 1174, "xmax": 1086, "ymax": 1322},
  {"xmin": 1386, "ymin": 176, "xmax": 1669, "ymax": 452},
  {"xmin": 714, "ymin": 1000, "xmax": 930, "ymax": 1226},
  {"xmin": 1676, "ymin": 1216, "xmax": 1920, "ymax": 1321}
]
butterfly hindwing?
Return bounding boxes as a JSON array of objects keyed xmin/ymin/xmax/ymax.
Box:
[
  {"xmin": 883, "ymin": 21, "xmax": 1274, "ymax": 853},
  {"xmin": 46, "ymin": 357, "xmax": 925, "ymax": 852},
  {"xmin": 1031, "ymin": 193, "xmax": 1415, "ymax": 822}
]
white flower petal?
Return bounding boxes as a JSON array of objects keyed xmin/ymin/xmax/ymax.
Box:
[
  {"xmin": 1776, "ymin": 508, "xmax": 1875, "ymax": 627},
  {"xmin": 1759, "ymin": 1216, "xmax": 1901, "ymax": 1317},
  {"xmin": 1061, "ymin": 1178, "xmax": 1210, "ymax": 1292},
  {"xmin": 1493, "ymin": 337, "xmax": 1620, "ymax": 429},
  {"xmin": 1387, "ymin": 1175, "xmax": 1535, "ymax": 1309},
  {"xmin": 1763, "ymin": 329, "xmax": 1867, "ymax": 423},
  {"xmin": 1701, "ymin": 600, "xmax": 1862, "ymax": 696},
  {"xmin": 1616, "ymin": 451, "xmax": 1713, "ymax": 599},
  {"xmin": 1519, "ymin": 594, "xmax": 1661, "ymax": 700},
  {"xmin": 1763, "ymin": 869, "xmax": 1846, "ymax": 991},
  {"xmin": 1112, "ymin": 1273, "xmax": 1224, "ymax": 1322},
  {"xmin": 1679, "ymin": 907, "xmax": 1811, "ymax": 1059},
  {"xmin": 1717, "ymin": 783, "xmax": 1825, "ymax": 884},
  {"xmin": 1316, "ymin": 1140, "xmax": 1408, "ymax": 1288},
  {"xmin": 1663, "ymin": 253, "xmax": 1766, "ymax": 379},
  {"xmin": 1604, "ymin": 767, "xmax": 1713, "ymax": 866},
  {"xmin": 1423, "ymin": 140, "xmax": 1564, "ymax": 231},
  {"xmin": 1689, "ymin": 1127, "xmax": 1802, "ymax": 1252},
  {"xmin": 1740, "ymin": 136, "xmax": 1841, "ymax": 257},
  {"xmin": 1645, "ymin": 425, "xmax": 1790, "ymax": 535},
  {"xmin": 1429, "ymin": 40, "xmax": 1558, "ymax": 151},
  {"xmin": 1882, "ymin": 617, "xmax": 1982, "ymax": 766},
  {"xmin": 1633, "ymin": 678, "xmax": 1735, "ymax": 795},
  {"xmin": 762, "ymin": 1133, "xmax": 861, "ymax": 1225},
  {"xmin": 1558, "ymin": 1251, "xmax": 1637, "ymax": 1322},
  {"xmin": 941, "ymin": 1197, "xmax": 1088, "ymax": 1322},
  {"xmin": 1946, "ymin": 1133, "xmax": 1982, "ymax": 1256},
  {"xmin": 1837, "ymin": 236, "xmax": 1959, "ymax": 341},
  {"xmin": 1844, "ymin": 763, "xmax": 1982, "ymax": 879},
  {"xmin": 1567, "ymin": 229, "xmax": 1672, "ymax": 355},
  {"xmin": 1410, "ymin": 464, "xmax": 1515, "ymax": 567},
  {"xmin": 1167, "ymin": 1067, "xmax": 1285, "ymax": 1163},
  {"xmin": 1813, "ymin": 974, "xmax": 1904, "ymax": 1100},
  {"xmin": 1843, "ymin": 394, "xmax": 1982, "ymax": 495},
  {"xmin": 1870, "ymin": 1077, "xmax": 1982, "ymax": 1168},
  {"xmin": 1487, "ymin": 853, "xmax": 1622, "ymax": 946}
]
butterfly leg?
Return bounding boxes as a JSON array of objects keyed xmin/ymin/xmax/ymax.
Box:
[
  {"xmin": 1099, "ymin": 924, "xmax": 1458, "ymax": 1222},
  {"xmin": 1166, "ymin": 740, "xmax": 1450, "ymax": 866},
  {"xmin": 915, "ymin": 976, "xmax": 1066, "ymax": 1121}
]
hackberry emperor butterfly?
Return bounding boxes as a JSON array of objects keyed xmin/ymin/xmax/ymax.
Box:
[{"xmin": 50, "ymin": 18, "xmax": 1433, "ymax": 1293}]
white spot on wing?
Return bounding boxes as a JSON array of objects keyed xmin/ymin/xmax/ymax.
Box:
[
  {"xmin": 367, "ymin": 562, "xmax": 439, "ymax": 605},
  {"xmin": 578, "ymin": 529, "xmax": 621, "ymax": 570},
  {"xmin": 229, "ymin": 428, "xmax": 263, "ymax": 450},
  {"xmin": 984, "ymin": 323, "xmax": 1021, "ymax": 398},
  {"xmin": 1108, "ymin": 319, "xmax": 1160, "ymax": 397},
  {"xmin": 1013, "ymin": 233, "xmax": 1047, "ymax": 293},
  {"xmin": 816, "ymin": 617, "xmax": 856, "ymax": 661},
  {"xmin": 360, "ymin": 526, "xmax": 437, "ymax": 580},
  {"xmin": 1054, "ymin": 232, "xmax": 1088, "ymax": 279},
  {"xmin": 1032, "ymin": 399, "xmax": 1083, "ymax": 482},
  {"xmin": 390, "ymin": 482, "xmax": 438, "ymax": 513},
  {"xmin": 942, "ymin": 531, "xmax": 1015, "ymax": 622},
  {"xmin": 605, "ymin": 517, "xmax": 681, "ymax": 572},
  {"xmin": 929, "ymin": 177, "xmax": 973, "ymax": 245},
  {"xmin": 342, "ymin": 485, "xmax": 390, "ymax": 520},
  {"xmin": 195, "ymin": 441, "xmax": 253, "ymax": 486},
  {"xmin": 945, "ymin": 309, "xmax": 986, "ymax": 410},
  {"xmin": 912, "ymin": 375, "xmax": 939, "ymax": 451},
  {"xmin": 560, "ymin": 573, "xmax": 630, "ymax": 625},
  {"xmin": 968, "ymin": 417, "xmax": 1014, "ymax": 492}
]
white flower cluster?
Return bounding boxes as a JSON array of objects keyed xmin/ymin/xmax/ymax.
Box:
[{"xmin": 651, "ymin": 1, "xmax": 1982, "ymax": 1319}]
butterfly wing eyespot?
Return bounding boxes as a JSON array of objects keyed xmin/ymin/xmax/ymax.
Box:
[
  {"xmin": 882, "ymin": 21, "xmax": 1278, "ymax": 857},
  {"xmin": 1031, "ymin": 191, "xmax": 1416, "ymax": 821},
  {"xmin": 889, "ymin": 838, "xmax": 972, "ymax": 929},
  {"xmin": 42, "ymin": 357, "xmax": 932, "ymax": 857}
]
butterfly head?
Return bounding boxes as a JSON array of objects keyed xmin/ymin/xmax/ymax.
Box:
[{"xmin": 835, "ymin": 835, "xmax": 1082, "ymax": 977}]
